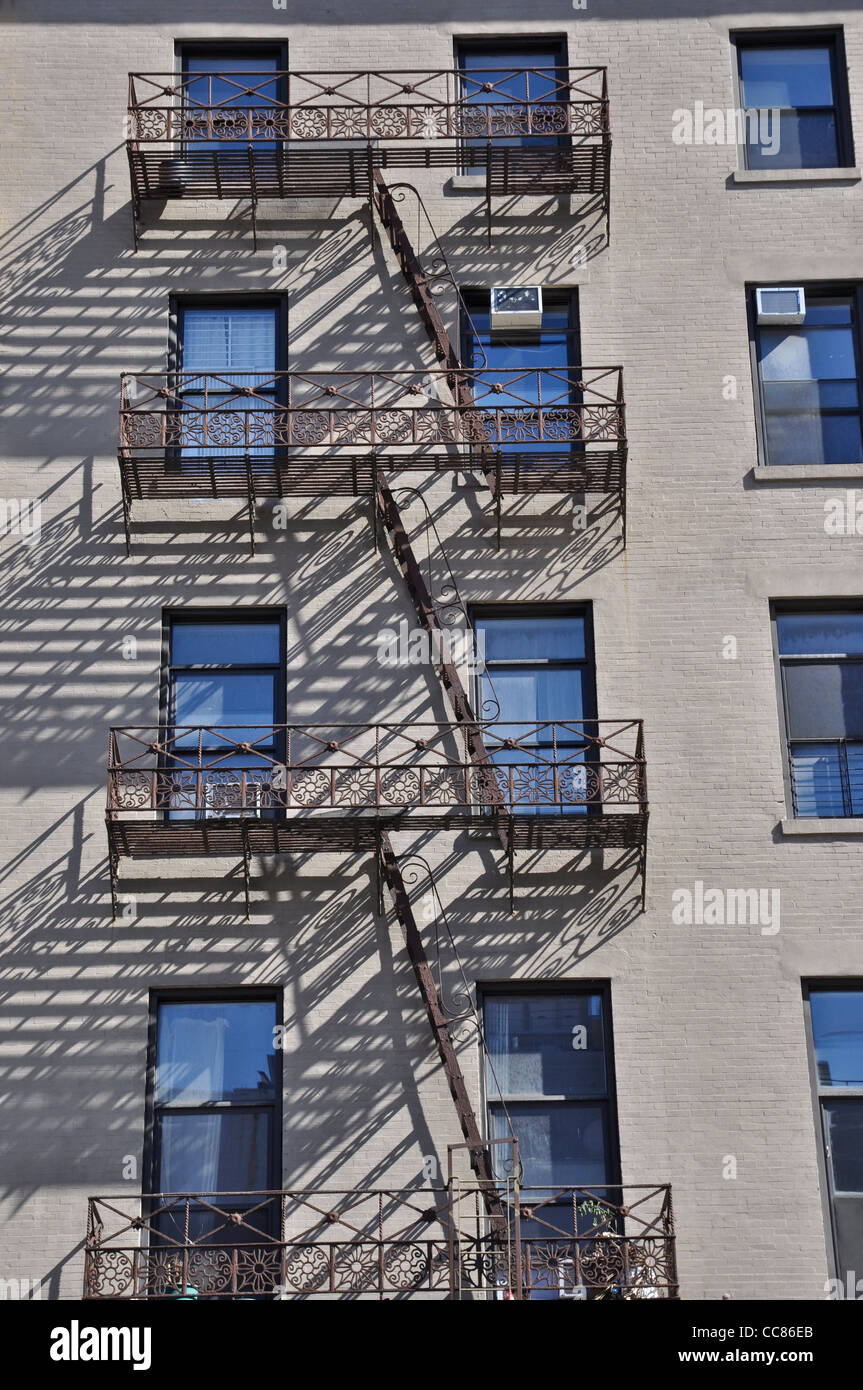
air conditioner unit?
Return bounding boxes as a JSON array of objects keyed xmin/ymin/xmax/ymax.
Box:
[
  {"xmin": 756, "ymin": 286, "xmax": 806, "ymax": 325},
  {"xmin": 490, "ymin": 286, "xmax": 543, "ymax": 334},
  {"xmin": 203, "ymin": 779, "xmax": 263, "ymax": 819}
]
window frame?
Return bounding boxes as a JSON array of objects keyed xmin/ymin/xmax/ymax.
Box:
[
  {"xmin": 143, "ymin": 987, "xmax": 283, "ymax": 1204},
  {"xmin": 159, "ymin": 608, "xmax": 287, "ymax": 821},
  {"xmin": 454, "ymin": 35, "xmax": 570, "ymax": 171},
  {"xmin": 460, "ymin": 286, "xmax": 581, "ymax": 368},
  {"xmin": 748, "ymin": 282, "xmax": 863, "ymax": 471},
  {"xmin": 460, "ymin": 288, "xmax": 583, "ymax": 467},
  {"xmin": 478, "ymin": 981, "xmax": 622, "ymax": 1192},
  {"xmin": 469, "ymin": 601, "xmax": 598, "ymax": 725},
  {"xmin": 175, "ymin": 41, "xmax": 289, "ymax": 152},
  {"xmin": 802, "ymin": 980, "xmax": 863, "ymax": 1285},
  {"xmin": 731, "ymin": 28, "xmax": 854, "ymax": 170},
  {"xmin": 166, "ymin": 294, "xmax": 289, "ymax": 467},
  {"xmin": 771, "ymin": 600, "xmax": 863, "ymax": 819}
]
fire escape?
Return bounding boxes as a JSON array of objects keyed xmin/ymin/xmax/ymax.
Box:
[{"xmin": 91, "ymin": 66, "xmax": 674, "ymax": 1302}]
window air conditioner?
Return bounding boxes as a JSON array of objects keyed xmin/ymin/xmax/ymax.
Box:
[
  {"xmin": 490, "ymin": 286, "xmax": 543, "ymax": 334},
  {"xmin": 755, "ymin": 287, "xmax": 806, "ymax": 326}
]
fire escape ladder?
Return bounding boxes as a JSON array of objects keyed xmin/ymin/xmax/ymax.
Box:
[
  {"xmin": 378, "ymin": 831, "xmax": 507, "ymax": 1233},
  {"xmin": 375, "ymin": 479, "xmax": 510, "ymax": 859},
  {"xmin": 369, "ymin": 172, "xmax": 503, "ymax": 534}
]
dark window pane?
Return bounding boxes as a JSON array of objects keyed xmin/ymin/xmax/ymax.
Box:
[
  {"xmin": 811, "ymin": 992, "xmax": 863, "ymax": 1087},
  {"xmin": 485, "ymin": 993, "xmax": 606, "ymax": 1096},
  {"xmin": 740, "ymin": 46, "xmax": 835, "ymax": 108},
  {"xmin": 784, "ymin": 662, "xmax": 863, "ymax": 738},
  {"xmin": 820, "ymin": 414, "xmax": 863, "ymax": 465},
  {"xmin": 490, "ymin": 1101, "xmax": 609, "ymax": 1191},
  {"xmin": 746, "ymin": 111, "xmax": 838, "ymax": 169},
  {"xmin": 806, "ymin": 302, "xmax": 853, "ymax": 325},
  {"xmin": 777, "ymin": 614, "xmax": 863, "ymax": 656},
  {"xmin": 158, "ymin": 1111, "xmax": 271, "ymax": 1191},
  {"xmin": 172, "ymin": 621, "xmax": 281, "ymax": 666},
  {"xmin": 824, "ymin": 1101, "xmax": 863, "ymax": 1193},
  {"xmin": 156, "ymin": 1000, "xmax": 277, "ymax": 1103},
  {"xmin": 765, "ymin": 408, "xmax": 862, "ymax": 467},
  {"xmin": 476, "ymin": 615, "xmax": 586, "ymax": 662}
]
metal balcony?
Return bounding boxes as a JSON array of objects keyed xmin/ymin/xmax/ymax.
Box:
[
  {"xmin": 117, "ymin": 367, "xmax": 627, "ymax": 549},
  {"xmin": 126, "ymin": 67, "xmax": 610, "ymax": 217},
  {"xmin": 106, "ymin": 718, "xmax": 647, "ymax": 852},
  {"xmin": 105, "ymin": 719, "xmax": 648, "ymax": 914},
  {"xmin": 84, "ymin": 1182, "xmax": 676, "ymax": 1300}
]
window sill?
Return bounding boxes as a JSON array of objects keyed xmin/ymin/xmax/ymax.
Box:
[
  {"xmin": 752, "ymin": 464, "xmax": 863, "ymax": 482},
  {"xmin": 781, "ymin": 817, "xmax": 863, "ymax": 836},
  {"xmin": 732, "ymin": 167, "xmax": 861, "ymax": 185}
]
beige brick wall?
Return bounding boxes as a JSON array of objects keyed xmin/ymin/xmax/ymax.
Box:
[{"xmin": 1, "ymin": 1, "xmax": 862, "ymax": 1300}]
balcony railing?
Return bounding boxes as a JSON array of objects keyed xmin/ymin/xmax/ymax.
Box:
[
  {"xmin": 126, "ymin": 68, "xmax": 609, "ymax": 211},
  {"xmin": 128, "ymin": 68, "xmax": 609, "ymax": 147},
  {"xmin": 107, "ymin": 720, "xmax": 646, "ymax": 826},
  {"xmin": 84, "ymin": 1183, "xmax": 677, "ymax": 1300},
  {"xmin": 118, "ymin": 367, "xmax": 626, "ymax": 510}
]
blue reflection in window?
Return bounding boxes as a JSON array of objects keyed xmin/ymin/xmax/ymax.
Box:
[{"xmin": 810, "ymin": 991, "xmax": 863, "ymax": 1087}]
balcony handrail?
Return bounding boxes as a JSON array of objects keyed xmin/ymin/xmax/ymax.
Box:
[
  {"xmin": 118, "ymin": 367, "xmax": 626, "ymax": 456},
  {"xmin": 84, "ymin": 1183, "xmax": 675, "ymax": 1298},
  {"xmin": 121, "ymin": 366, "xmax": 624, "ymax": 405},
  {"xmin": 127, "ymin": 67, "xmax": 610, "ymax": 144},
  {"xmin": 106, "ymin": 721, "xmax": 647, "ymax": 817}
]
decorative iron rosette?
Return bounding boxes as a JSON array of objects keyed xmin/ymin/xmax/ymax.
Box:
[
  {"xmin": 251, "ymin": 111, "xmax": 291, "ymax": 141},
  {"xmin": 291, "ymin": 410, "xmax": 331, "ymax": 446},
  {"xmin": 332, "ymin": 769, "xmax": 376, "ymax": 808},
  {"xmin": 380, "ymin": 769, "xmax": 421, "ymax": 806},
  {"xmin": 581, "ymin": 404, "xmax": 622, "ymax": 442},
  {"xmin": 290, "ymin": 770, "xmax": 332, "ymax": 807},
  {"xmin": 370, "ymin": 107, "xmax": 409, "ymax": 138},
  {"xmin": 112, "ymin": 771, "xmax": 152, "ymax": 810},
  {"xmin": 290, "ymin": 108, "xmax": 328, "ymax": 139},
  {"xmin": 600, "ymin": 762, "xmax": 641, "ymax": 804},
  {"xmin": 529, "ymin": 103, "xmax": 569, "ymax": 134},
  {"xmin": 85, "ymin": 1249, "xmax": 135, "ymax": 1298},
  {"xmin": 282, "ymin": 1244, "xmax": 329, "ymax": 1292},
  {"xmin": 135, "ymin": 110, "xmax": 169, "ymax": 141}
]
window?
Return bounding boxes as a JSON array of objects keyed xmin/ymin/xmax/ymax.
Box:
[
  {"xmin": 164, "ymin": 612, "xmax": 285, "ymax": 818},
  {"xmin": 172, "ymin": 297, "xmax": 286, "ymax": 465},
  {"xmin": 752, "ymin": 287, "xmax": 863, "ymax": 468},
  {"xmin": 775, "ymin": 608, "xmax": 863, "ymax": 817},
  {"xmin": 462, "ymin": 288, "xmax": 581, "ymax": 463},
  {"xmin": 735, "ymin": 31, "xmax": 852, "ymax": 169},
  {"xmin": 804, "ymin": 985, "xmax": 863, "ymax": 1285},
  {"xmin": 456, "ymin": 39, "xmax": 568, "ymax": 171},
  {"xmin": 180, "ymin": 45, "xmax": 286, "ymax": 151},
  {"xmin": 147, "ymin": 993, "xmax": 280, "ymax": 1242},
  {"xmin": 484, "ymin": 989, "xmax": 619, "ymax": 1231},
  {"xmin": 472, "ymin": 608, "xmax": 597, "ymax": 814}
]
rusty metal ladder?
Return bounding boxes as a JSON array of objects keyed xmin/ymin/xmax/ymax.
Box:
[{"xmin": 369, "ymin": 174, "xmax": 516, "ymax": 1236}]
